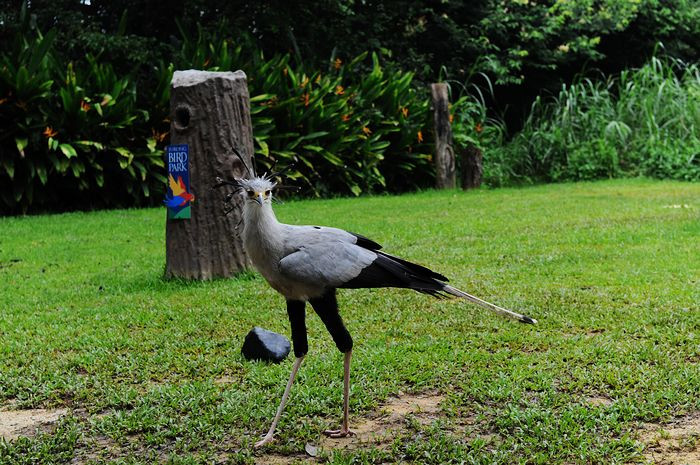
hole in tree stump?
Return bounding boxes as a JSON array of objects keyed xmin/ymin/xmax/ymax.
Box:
[{"xmin": 174, "ymin": 105, "xmax": 192, "ymax": 130}]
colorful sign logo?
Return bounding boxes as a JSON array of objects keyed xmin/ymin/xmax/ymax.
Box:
[{"xmin": 164, "ymin": 144, "xmax": 194, "ymax": 219}]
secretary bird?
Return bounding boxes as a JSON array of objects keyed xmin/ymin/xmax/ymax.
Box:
[{"xmin": 215, "ymin": 154, "xmax": 537, "ymax": 449}]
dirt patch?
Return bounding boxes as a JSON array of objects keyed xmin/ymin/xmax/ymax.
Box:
[
  {"xmin": 0, "ymin": 407, "xmax": 69, "ymax": 440},
  {"xmin": 637, "ymin": 412, "xmax": 700, "ymax": 465},
  {"xmin": 214, "ymin": 375, "xmax": 237, "ymax": 385},
  {"xmin": 586, "ymin": 395, "xmax": 614, "ymax": 407},
  {"xmin": 69, "ymin": 435, "xmax": 121, "ymax": 465},
  {"xmin": 70, "ymin": 433, "xmax": 169, "ymax": 465},
  {"xmin": 256, "ymin": 453, "xmax": 309, "ymax": 464},
  {"xmin": 254, "ymin": 392, "xmax": 449, "ymax": 464},
  {"xmin": 319, "ymin": 391, "xmax": 444, "ymax": 451}
]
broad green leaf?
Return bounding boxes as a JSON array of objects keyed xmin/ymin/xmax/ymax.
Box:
[
  {"xmin": 15, "ymin": 138, "xmax": 28, "ymax": 158},
  {"xmin": 2, "ymin": 157, "xmax": 14, "ymax": 179},
  {"xmin": 115, "ymin": 147, "xmax": 134, "ymax": 163},
  {"xmin": 70, "ymin": 160, "xmax": 85, "ymax": 177},
  {"xmin": 256, "ymin": 139, "xmax": 270, "ymax": 156},
  {"xmin": 299, "ymin": 131, "xmax": 330, "ymax": 141},
  {"xmin": 36, "ymin": 163, "xmax": 48, "ymax": 185},
  {"xmin": 250, "ymin": 93, "xmax": 276, "ymax": 102},
  {"xmin": 74, "ymin": 140, "xmax": 105, "ymax": 151},
  {"xmin": 59, "ymin": 143, "xmax": 77, "ymax": 158},
  {"xmin": 321, "ymin": 151, "xmax": 344, "ymax": 166}
]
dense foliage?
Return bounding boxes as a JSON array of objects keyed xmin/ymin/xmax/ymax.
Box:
[
  {"xmin": 0, "ymin": 9, "xmax": 167, "ymax": 213},
  {"xmin": 1, "ymin": 1, "xmax": 698, "ymax": 213},
  {"xmin": 4, "ymin": 0, "xmax": 698, "ymax": 88},
  {"xmin": 489, "ymin": 57, "xmax": 700, "ymax": 185},
  {"xmin": 0, "ymin": 11, "xmax": 435, "ymax": 213}
]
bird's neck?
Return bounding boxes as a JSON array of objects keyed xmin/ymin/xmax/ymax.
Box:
[
  {"xmin": 242, "ymin": 202, "xmax": 284, "ymax": 258},
  {"xmin": 244, "ymin": 202, "xmax": 280, "ymax": 229}
]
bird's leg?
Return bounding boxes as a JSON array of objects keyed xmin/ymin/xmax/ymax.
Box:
[
  {"xmin": 309, "ymin": 290, "xmax": 355, "ymax": 438},
  {"xmin": 255, "ymin": 299, "xmax": 308, "ymax": 449},
  {"xmin": 323, "ymin": 349, "xmax": 355, "ymax": 438},
  {"xmin": 254, "ymin": 355, "xmax": 304, "ymax": 448}
]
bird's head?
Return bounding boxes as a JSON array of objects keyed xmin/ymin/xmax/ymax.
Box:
[
  {"xmin": 238, "ymin": 177, "xmax": 276, "ymax": 206},
  {"xmin": 213, "ymin": 147, "xmax": 299, "ymax": 214}
]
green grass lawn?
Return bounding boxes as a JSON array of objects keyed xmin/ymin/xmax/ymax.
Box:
[{"xmin": 1, "ymin": 179, "xmax": 698, "ymax": 464}]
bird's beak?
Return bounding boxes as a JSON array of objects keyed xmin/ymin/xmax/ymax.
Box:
[{"xmin": 255, "ymin": 192, "xmax": 264, "ymax": 206}]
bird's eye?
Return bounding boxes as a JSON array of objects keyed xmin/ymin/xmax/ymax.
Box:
[
  {"xmin": 247, "ymin": 191, "xmax": 254, "ymax": 197},
  {"xmin": 265, "ymin": 190, "xmax": 271, "ymax": 197}
]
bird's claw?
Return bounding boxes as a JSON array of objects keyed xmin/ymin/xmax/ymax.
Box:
[
  {"xmin": 254, "ymin": 434, "xmax": 275, "ymax": 449},
  {"xmin": 323, "ymin": 428, "xmax": 356, "ymax": 438}
]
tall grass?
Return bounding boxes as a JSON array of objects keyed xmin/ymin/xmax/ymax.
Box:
[{"xmin": 488, "ymin": 56, "xmax": 700, "ymax": 185}]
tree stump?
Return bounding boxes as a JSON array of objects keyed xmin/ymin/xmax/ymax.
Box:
[
  {"xmin": 165, "ymin": 70, "xmax": 253, "ymax": 280},
  {"xmin": 461, "ymin": 145, "xmax": 483, "ymax": 189},
  {"xmin": 431, "ymin": 83, "xmax": 456, "ymax": 189}
]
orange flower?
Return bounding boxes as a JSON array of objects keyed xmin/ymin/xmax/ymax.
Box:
[
  {"xmin": 43, "ymin": 126, "xmax": 58, "ymax": 138},
  {"xmin": 449, "ymin": 114, "xmax": 454, "ymax": 124},
  {"xmin": 341, "ymin": 114, "xmax": 351, "ymax": 122},
  {"xmin": 475, "ymin": 123, "xmax": 483, "ymax": 133},
  {"xmin": 401, "ymin": 107, "xmax": 409, "ymax": 118},
  {"xmin": 302, "ymin": 92, "xmax": 310, "ymax": 107},
  {"xmin": 334, "ymin": 58, "xmax": 342, "ymax": 70},
  {"xmin": 152, "ymin": 128, "xmax": 168, "ymax": 142},
  {"xmin": 417, "ymin": 130, "xmax": 423, "ymax": 143},
  {"xmin": 80, "ymin": 99, "xmax": 90, "ymax": 112},
  {"xmin": 335, "ymin": 85, "xmax": 345, "ymax": 95},
  {"xmin": 362, "ymin": 126, "xmax": 372, "ymax": 135},
  {"xmin": 315, "ymin": 74, "xmax": 321, "ymax": 83},
  {"xmin": 300, "ymin": 76, "xmax": 309, "ymax": 88},
  {"xmin": 0, "ymin": 97, "xmax": 7, "ymax": 105}
]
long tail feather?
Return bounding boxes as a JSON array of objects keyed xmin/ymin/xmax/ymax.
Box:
[{"xmin": 442, "ymin": 285, "xmax": 537, "ymax": 324}]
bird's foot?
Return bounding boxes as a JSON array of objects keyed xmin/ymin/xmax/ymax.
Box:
[
  {"xmin": 322, "ymin": 428, "xmax": 356, "ymax": 438},
  {"xmin": 254, "ymin": 434, "xmax": 275, "ymax": 449}
]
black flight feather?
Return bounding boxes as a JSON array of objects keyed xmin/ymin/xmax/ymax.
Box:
[
  {"xmin": 340, "ymin": 253, "xmax": 448, "ymax": 296},
  {"xmin": 375, "ymin": 251, "xmax": 448, "ymax": 282},
  {"xmin": 349, "ymin": 232, "xmax": 383, "ymax": 250}
]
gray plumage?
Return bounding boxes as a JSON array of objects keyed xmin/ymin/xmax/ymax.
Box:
[
  {"xmin": 236, "ymin": 175, "xmax": 537, "ymax": 324},
  {"xmin": 216, "ymin": 171, "xmax": 536, "ymax": 448}
]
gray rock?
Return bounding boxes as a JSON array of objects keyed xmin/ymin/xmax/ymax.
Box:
[{"xmin": 241, "ymin": 327, "xmax": 291, "ymax": 363}]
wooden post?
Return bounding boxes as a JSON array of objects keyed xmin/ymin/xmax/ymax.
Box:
[
  {"xmin": 461, "ymin": 145, "xmax": 483, "ymax": 189},
  {"xmin": 431, "ymin": 83, "xmax": 456, "ymax": 189},
  {"xmin": 165, "ymin": 70, "xmax": 252, "ymax": 280}
]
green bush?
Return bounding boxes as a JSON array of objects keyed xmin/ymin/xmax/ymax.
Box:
[
  {"xmin": 447, "ymin": 73, "xmax": 511, "ymax": 185},
  {"xmin": 249, "ymin": 53, "xmax": 432, "ymax": 196},
  {"xmin": 5, "ymin": 9, "xmax": 696, "ymax": 214},
  {"xmin": 173, "ymin": 25, "xmax": 434, "ymax": 196},
  {"xmin": 0, "ymin": 18, "xmax": 435, "ymax": 212},
  {"xmin": 489, "ymin": 55, "xmax": 700, "ymax": 185},
  {"xmin": 0, "ymin": 7, "xmax": 164, "ymax": 214}
]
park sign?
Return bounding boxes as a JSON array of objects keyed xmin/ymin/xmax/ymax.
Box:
[{"xmin": 164, "ymin": 144, "xmax": 194, "ymax": 219}]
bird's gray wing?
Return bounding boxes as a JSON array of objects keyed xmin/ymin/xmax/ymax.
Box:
[
  {"xmin": 290, "ymin": 225, "xmax": 382, "ymax": 250},
  {"xmin": 278, "ymin": 241, "xmax": 377, "ymax": 288}
]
